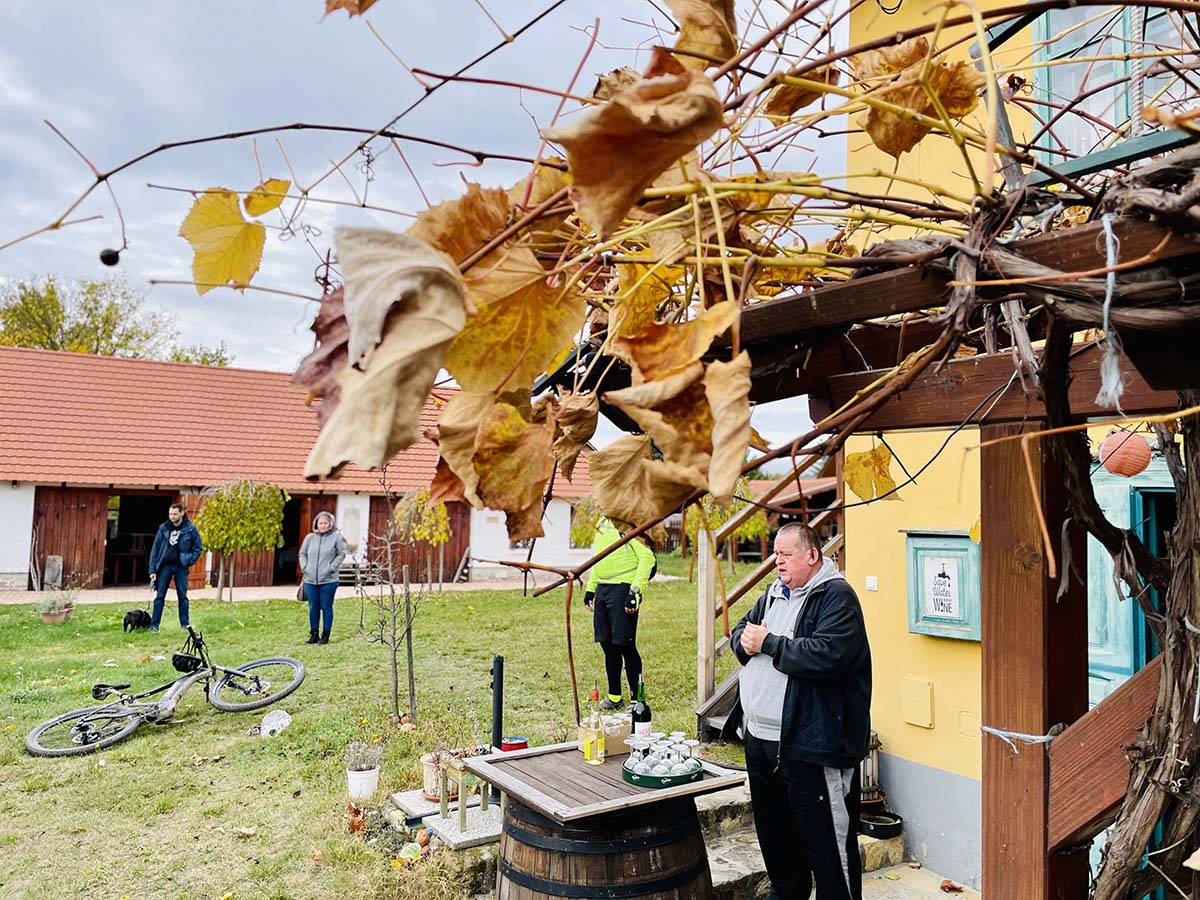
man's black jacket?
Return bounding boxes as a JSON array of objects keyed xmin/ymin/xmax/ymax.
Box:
[{"xmin": 728, "ymin": 577, "xmax": 872, "ymax": 769}]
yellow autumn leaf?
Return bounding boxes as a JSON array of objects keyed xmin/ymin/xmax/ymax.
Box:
[
  {"xmin": 586, "ymin": 434, "xmax": 680, "ymax": 546},
  {"xmin": 611, "ymin": 263, "xmax": 684, "ymax": 337},
  {"xmin": 969, "ymin": 517, "xmax": 981, "ymax": 544},
  {"xmin": 178, "ymin": 188, "xmax": 266, "ymax": 296},
  {"xmin": 473, "ymin": 403, "xmax": 556, "ymax": 543},
  {"xmin": 544, "ymin": 47, "xmax": 724, "ymax": 237},
  {"xmin": 244, "ymin": 178, "xmax": 291, "ymax": 216},
  {"xmin": 436, "ymin": 391, "xmax": 496, "ymax": 507},
  {"xmin": 844, "ymin": 444, "xmax": 900, "ymax": 503},
  {"xmin": 408, "ymin": 183, "xmax": 586, "ymax": 393}
]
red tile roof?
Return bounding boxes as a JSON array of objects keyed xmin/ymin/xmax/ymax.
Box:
[
  {"xmin": 748, "ymin": 476, "xmax": 838, "ymax": 500},
  {"xmin": 0, "ymin": 347, "xmax": 592, "ymax": 497}
]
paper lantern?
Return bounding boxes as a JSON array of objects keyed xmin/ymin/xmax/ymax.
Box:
[{"xmin": 1099, "ymin": 431, "xmax": 1152, "ymax": 477}]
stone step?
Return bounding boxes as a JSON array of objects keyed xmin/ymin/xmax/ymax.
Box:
[{"xmin": 708, "ymin": 826, "xmax": 906, "ymax": 900}]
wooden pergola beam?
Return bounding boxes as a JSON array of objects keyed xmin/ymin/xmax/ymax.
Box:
[
  {"xmin": 980, "ymin": 423, "xmax": 1089, "ymax": 899},
  {"xmin": 1047, "ymin": 656, "xmax": 1161, "ymax": 852},
  {"xmin": 815, "ymin": 343, "xmax": 1178, "ymax": 430},
  {"xmin": 738, "ymin": 220, "xmax": 1193, "ymax": 347}
]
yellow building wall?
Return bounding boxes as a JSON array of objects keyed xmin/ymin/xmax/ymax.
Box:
[
  {"xmin": 844, "ymin": 430, "xmax": 982, "ymax": 781},
  {"xmin": 845, "ymin": 0, "xmax": 1038, "ymax": 226}
]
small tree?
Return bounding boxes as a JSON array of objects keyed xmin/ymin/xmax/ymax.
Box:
[
  {"xmin": 194, "ymin": 480, "xmax": 288, "ymax": 601},
  {"xmin": 684, "ymin": 476, "xmax": 769, "ymax": 575},
  {"xmin": 569, "ymin": 495, "xmax": 602, "ymax": 549},
  {"xmin": 391, "ymin": 488, "xmax": 451, "ymax": 586}
]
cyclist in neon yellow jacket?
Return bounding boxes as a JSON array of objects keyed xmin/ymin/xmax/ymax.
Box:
[{"xmin": 584, "ymin": 518, "xmax": 656, "ymax": 710}]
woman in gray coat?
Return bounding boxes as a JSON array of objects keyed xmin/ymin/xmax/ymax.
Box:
[{"xmin": 299, "ymin": 511, "xmax": 347, "ymax": 644}]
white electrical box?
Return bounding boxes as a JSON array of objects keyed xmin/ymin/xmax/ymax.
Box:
[{"xmin": 865, "ymin": 575, "xmax": 879, "ymax": 591}]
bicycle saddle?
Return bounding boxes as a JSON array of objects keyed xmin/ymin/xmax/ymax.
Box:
[{"xmin": 91, "ymin": 683, "xmax": 131, "ymax": 699}]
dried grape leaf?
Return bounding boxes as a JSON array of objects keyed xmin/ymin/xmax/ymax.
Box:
[
  {"xmin": 605, "ymin": 363, "xmax": 713, "ymax": 472},
  {"xmin": 850, "ymin": 37, "xmax": 929, "ymax": 80},
  {"xmin": 857, "ymin": 59, "xmax": 984, "ymax": 158},
  {"xmin": 178, "ymin": 188, "xmax": 266, "ymax": 296},
  {"xmin": 704, "ymin": 351, "xmax": 752, "ymax": 505},
  {"xmin": 409, "ymin": 183, "xmax": 586, "ymax": 392},
  {"xmin": 553, "ymin": 392, "xmax": 599, "ymax": 480},
  {"xmin": 765, "ymin": 66, "xmax": 840, "ymax": 118},
  {"xmin": 610, "ymin": 300, "xmax": 739, "ymax": 382},
  {"xmin": 436, "ymin": 391, "xmax": 497, "ymax": 507},
  {"xmin": 665, "ymin": 0, "xmax": 738, "ymax": 69},
  {"xmin": 610, "ymin": 263, "xmax": 684, "ymax": 337},
  {"xmin": 304, "ymin": 230, "xmax": 467, "ymax": 478},
  {"xmin": 543, "ymin": 46, "xmax": 724, "ymax": 238},
  {"xmin": 324, "ymin": 0, "xmax": 377, "ymax": 17},
  {"xmin": 586, "ymin": 434, "xmax": 675, "ymax": 544},
  {"xmin": 293, "ymin": 287, "xmax": 349, "ymax": 424}
]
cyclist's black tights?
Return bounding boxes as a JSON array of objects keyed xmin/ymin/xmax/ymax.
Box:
[{"xmin": 601, "ymin": 640, "xmax": 642, "ymax": 700}]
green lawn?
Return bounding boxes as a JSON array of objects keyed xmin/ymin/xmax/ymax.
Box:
[{"xmin": 0, "ymin": 557, "xmax": 770, "ymax": 900}]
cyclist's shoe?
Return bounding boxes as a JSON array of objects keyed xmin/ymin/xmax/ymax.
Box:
[{"xmin": 599, "ymin": 696, "xmax": 623, "ymax": 711}]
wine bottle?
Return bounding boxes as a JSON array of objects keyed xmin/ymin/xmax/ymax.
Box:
[
  {"xmin": 632, "ymin": 674, "xmax": 652, "ymax": 737},
  {"xmin": 584, "ymin": 687, "xmax": 606, "ymax": 765}
]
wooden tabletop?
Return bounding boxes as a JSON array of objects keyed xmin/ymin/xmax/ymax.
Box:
[{"xmin": 463, "ymin": 742, "xmax": 745, "ymax": 823}]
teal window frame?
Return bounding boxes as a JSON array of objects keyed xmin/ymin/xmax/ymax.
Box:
[
  {"xmin": 905, "ymin": 531, "xmax": 981, "ymax": 642},
  {"xmin": 1031, "ymin": 5, "xmax": 1179, "ymax": 164}
]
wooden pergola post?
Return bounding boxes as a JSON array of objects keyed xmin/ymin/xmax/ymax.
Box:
[{"xmin": 980, "ymin": 424, "xmax": 1089, "ymax": 899}]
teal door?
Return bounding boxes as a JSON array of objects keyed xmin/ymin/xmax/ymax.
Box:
[{"xmin": 1087, "ymin": 460, "xmax": 1176, "ymax": 896}]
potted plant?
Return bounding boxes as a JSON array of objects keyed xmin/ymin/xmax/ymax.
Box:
[
  {"xmin": 345, "ymin": 740, "xmax": 383, "ymax": 804},
  {"xmin": 419, "ymin": 744, "xmax": 491, "ymax": 801},
  {"xmin": 36, "ymin": 592, "xmax": 76, "ymax": 625}
]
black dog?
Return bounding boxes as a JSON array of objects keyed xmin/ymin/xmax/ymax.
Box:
[{"xmin": 123, "ymin": 609, "xmax": 152, "ymax": 632}]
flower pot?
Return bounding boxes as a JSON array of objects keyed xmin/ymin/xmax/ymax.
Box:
[
  {"xmin": 346, "ymin": 766, "xmax": 380, "ymax": 804},
  {"xmin": 420, "ymin": 753, "xmax": 457, "ymax": 802},
  {"xmin": 40, "ymin": 608, "xmax": 70, "ymax": 625}
]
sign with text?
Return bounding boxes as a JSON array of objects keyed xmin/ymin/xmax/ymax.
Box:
[{"xmin": 906, "ymin": 533, "xmax": 980, "ymax": 641}]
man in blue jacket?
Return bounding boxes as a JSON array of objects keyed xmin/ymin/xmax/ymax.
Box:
[
  {"xmin": 148, "ymin": 503, "xmax": 204, "ymax": 632},
  {"xmin": 730, "ymin": 522, "xmax": 872, "ymax": 900}
]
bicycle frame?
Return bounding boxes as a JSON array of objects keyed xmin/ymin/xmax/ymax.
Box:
[{"xmin": 92, "ymin": 628, "xmax": 267, "ymax": 723}]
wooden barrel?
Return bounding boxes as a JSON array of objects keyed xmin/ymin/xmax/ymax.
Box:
[{"xmin": 496, "ymin": 797, "xmax": 712, "ymax": 899}]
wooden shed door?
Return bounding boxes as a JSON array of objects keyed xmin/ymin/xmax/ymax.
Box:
[{"xmin": 32, "ymin": 487, "xmax": 108, "ymax": 590}]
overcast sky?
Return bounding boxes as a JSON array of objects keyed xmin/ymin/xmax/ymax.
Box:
[{"xmin": 0, "ymin": 1, "xmax": 838, "ymax": 453}]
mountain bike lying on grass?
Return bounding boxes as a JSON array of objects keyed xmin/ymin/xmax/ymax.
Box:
[{"xmin": 26, "ymin": 626, "xmax": 305, "ymax": 757}]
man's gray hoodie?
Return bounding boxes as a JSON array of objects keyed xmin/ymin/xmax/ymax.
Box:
[
  {"xmin": 739, "ymin": 558, "xmax": 845, "ymax": 741},
  {"xmin": 299, "ymin": 519, "xmax": 348, "ymax": 585}
]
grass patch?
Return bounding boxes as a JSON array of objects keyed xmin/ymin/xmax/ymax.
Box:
[{"xmin": 0, "ymin": 560, "xmax": 771, "ymax": 899}]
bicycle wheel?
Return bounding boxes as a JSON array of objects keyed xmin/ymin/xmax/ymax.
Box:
[
  {"xmin": 208, "ymin": 657, "xmax": 305, "ymax": 712},
  {"xmin": 26, "ymin": 705, "xmax": 142, "ymax": 757}
]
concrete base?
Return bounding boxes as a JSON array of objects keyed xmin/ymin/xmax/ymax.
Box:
[
  {"xmin": 390, "ymin": 788, "xmax": 480, "ymax": 827},
  {"xmin": 423, "ymin": 805, "xmax": 503, "ymax": 850}
]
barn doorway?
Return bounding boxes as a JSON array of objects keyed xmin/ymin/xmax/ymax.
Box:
[{"xmin": 103, "ymin": 493, "xmax": 173, "ymax": 586}]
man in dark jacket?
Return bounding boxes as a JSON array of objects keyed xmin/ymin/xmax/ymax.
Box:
[
  {"xmin": 148, "ymin": 503, "xmax": 203, "ymax": 632},
  {"xmin": 730, "ymin": 522, "xmax": 872, "ymax": 900}
]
